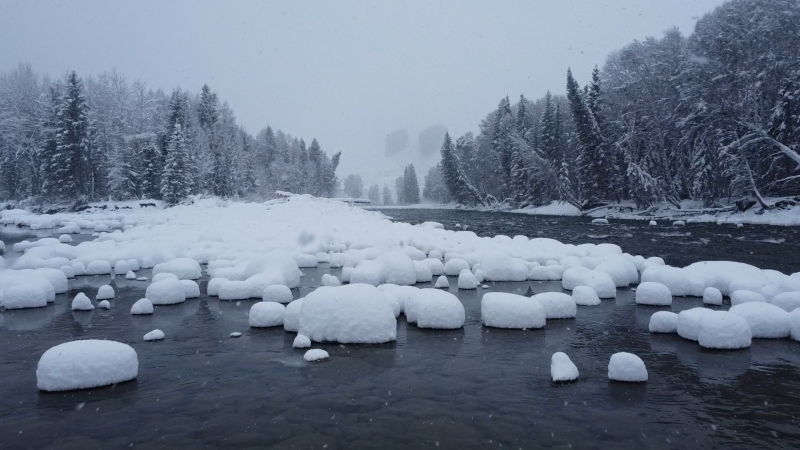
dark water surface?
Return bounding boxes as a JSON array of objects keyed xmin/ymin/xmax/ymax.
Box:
[{"xmin": 1, "ymin": 214, "xmax": 799, "ymax": 450}]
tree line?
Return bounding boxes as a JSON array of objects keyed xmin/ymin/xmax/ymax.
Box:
[
  {"xmin": 0, "ymin": 67, "xmax": 341, "ymax": 206},
  {"xmin": 345, "ymin": 163, "xmax": 421, "ymax": 206},
  {"xmin": 429, "ymin": 0, "xmax": 800, "ymax": 211}
]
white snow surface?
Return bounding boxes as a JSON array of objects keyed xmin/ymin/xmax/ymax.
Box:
[
  {"xmin": 635, "ymin": 282, "xmax": 672, "ymax": 306},
  {"xmin": 729, "ymin": 302, "xmax": 790, "ymax": 338},
  {"xmin": 414, "ymin": 289, "xmax": 466, "ymax": 329},
  {"xmin": 730, "ymin": 290, "xmax": 767, "ymax": 306},
  {"xmin": 771, "ymin": 292, "xmax": 800, "ymax": 312},
  {"xmin": 551, "ymin": 352, "xmax": 579, "ymax": 382},
  {"xmin": 250, "ymin": 301, "xmax": 286, "ymax": 327},
  {"xmin": 298, "ymin": 284, "xmax": 396, "ymax": 343},
  {"xmin": 572, "ymin": 286, "xmax": 601, "ymax": 306},
  {"xmin": 531, "ymin": 292, "xmax": 576, "ymax": 319},
  {"xmin": 36, "ymin": 340, "xmax": 138, "ymax": 391},
  {"xmin": 481, "ymin": 292, "xmax": 545, "ymax": 329},
  {"xmin": 697, "ymin": 311, "xmax": 752, "ymax": 349},
  {"xmin": 608, "ymin": 352, "xmax": 648, "ymax": 382}
]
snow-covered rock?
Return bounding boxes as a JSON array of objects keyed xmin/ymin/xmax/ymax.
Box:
[
  {"xmin": 96, "ymin": 285, "xmax": 115, "ymax": 300},
  {"xmin": 457, "ymin": 269, "xmax": 478, "ymax": 289},
  {"xmin": 572, "ymin": 286, "xmax": 600, "ymax": 306},
  {"xmin": 377, "ymin": 284, "xmax": 416, "ymax": 317},
  {"xmin": 71, "ymin": 292, "xmax": 94, "ymax": 311},
  {"xmin": 37, "ymin": 340, "xmax": 138, "ymax": 391},
  {"xmin": 434, "ymin": 275, "xmax": 449, "ymax": 289},
  {"xmin": 283, "ymin": 298, "xmax": 304, "ymax": 332},
  {"xmin": 218, "ymin": 280, "xmax": 254, "ymax": 300},
  {"xmin": 697, "ymin": 311, "xmax": 751, "ymax": 349},
  {"xmin": 125, "ymin": 270, "xmax": 137, "ymax": 280},
  {"xmin": 145, "ymin": 278, "xmax": 186, "ymax": 305},
  {"xmin": 635, "ymin": 282, "xmax": 672, "ymax": 306},
  {"xmin": 529, "ymin": 265, "xmax": 565, "ymax": 281},
  {"xmin": 151, "ymin": 272, "xmax": 178, "ymax": 283},
  {"xmin": 298, "ymin": 284, "xmax": 396, "ymax": 343},
  {"xmin": 207, "ymin": 277, "xmax": 227, "ymax": 296},
  {"xmin": 729, "ymin": 302, "xmax": 790, "ymax": 338},
  {"xmin": 144, "ymin": 329, "xmax": 165, "ymax": 341},
  {"xmin": 113, "ymin": 260, "xmax": 131, "ymax": 275},
  {"xmin": 730, "ymin": 289, "xmax": 767, "ymax": 306},
  {"xmin": 791, "ymin": 309, "xmax": 800, "ymax": 341},
  {"xmin": 649, "ymin": 311, "xmax": 678, "ymax": 333},
  {"xmin": 444, "ymin": 258, "xmax": 470, "ymax": 276},
  {"xmin": 152, "ymin": 257, "xmax": 201, "ymax": 280},
  {"xmin": 262, "ymin": 284, "xmax": 293, "ymax": 303},
  {"xmin": 2, "ymin": 284, "xmax": 49, "ymax": 309},
  {"xmin": 35, "ymin": 268, "xmax": 68, "ymax": 294},
  {"xmin": 98, "ymin": 300, "xmax": 110, "ymax": 309},
  {"xmin": 293, "ymin": 334, "xmax": 311, "ymax": 348},
  {"xmin": 641, "ymin": 265, "xmax": 703, "ymax": 297},
  {"xmin": 378, "ymin": 251, "xmax": 417, "ymax": 285},
  {"xmin": 130, "ymin": 298, "xmax": 153, "ymax": 315},
  {"xmin": 677, "ymin": 307, "xmax": 712, "ymax": 341},
  {"xmin": 249, "ymin": 301, "xmax": 285, "ymax": 327},
  {"xmin": 703, "ymin": 287, "xmax": 723, "ymax": 306},
  {"xmin": 414, "ymin": 289, "xmax": 465, "ymax": 329},
  {"xmin": 304, "ymin": 349, "xmax": 329, "ymax": 362},
  {"xmin": 180, "ymin": 280, "xmax": 200, "ymax": 298},
  {"xmin": 58, "ymin": 234, "xmax": 73, "ymax": 243},
  {"xmin": 577, "ymin": 270, "xmax": 617, "ymax": 298},
  {"xmin": 413, "ymin": 260, "xmax": 433, "ymax": 283},
  {"xmin": 321, "ymin": 274, "xmax": 342, "ymax": 287},
  {"xmin": 480, "ymin": 253, "xmax": 529, "ymax": 282},
  {"xmin": 551, "ymin": 352, "xmax": 579, "ymax": 382},
  {"xmin": 424, "ymin": 258, "xmax": 445, "ymax": 276},
  {"xmin": 562, "ymin": 267, "xmax": 591, "ymax": 290},
  {"xmin": 771, "ymin": 292, "xmax": 800, "ymax": 312},
  {"xmin": 531, "ymin": 292, "xmax": 576, "ymax": 319},
  {"xmin": 481, "ymin": 292, "xmax": 545, "ymax": 329},
  {"xmin": 608, "ymin": 352, "xmax": 647, "ymax": 382},
  {"xmin": 86, "ymin": 260, "xmax": 112, "ymax": 276}
]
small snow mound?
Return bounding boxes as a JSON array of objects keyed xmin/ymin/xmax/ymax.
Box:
[
  {"xmin": 673, "ymin": 220, "xmax": 685, "ymax": 226},
  {"xmin": 551, "ymin": 352, "xmax": 579, "ymax": 382},
  {"xmin": 96, "ymin": 285, "xmax": 115, "ymax": 300},
  {"xmin": 58, "ymin": 234, "xmax": 73, "ymax": 243},
  {"xmin": 113, "ymin": 260, "xmax": 131, "ymax": 275},
  {"xmin": 697, "ymin": 311, "xmax": 751, "ymax": 349},
  {"xmin": 635, "ymin": 282, "xmax": 672, "ymax": 306},
  {"xmin": 729, "ymin": 302, "xmax": 790, "ymax": 338},
  {"xmin": 250, "ymin": 302, "xmax": 286, "ymax": 327},
  {"xmin": 592, "ymin": 218, "xmax": 609, "ymax": 225},
  {"xmin": 771, "ymin": 292, "xmax": 800, "ymax": 312},
  {"xmin": 458, "ymin": 269, "xmax": 478, "ymax": 289},
  {"xmin": 263, "ymin": 285, "xmax": 293, "ymax": 303},
  {"xmin": 125, "ymin": 270, "xmax": 137, "ymax": 280},
  {"xmin": 730, "ymin": 289, "xmax": 767, "ymax": 306},
  {"xmin": 532, "ymin": 292, "xmax": 576, "ymax": 319},
  {"xmin": 648, "ymin": 221, "xmax": 657, "ymax": 226},
  {"xmin": 481, "ymin": 292, "xmax": 545, "ymax": 329},
  {"xmin": 649, "ymin": 311, "xmax": 678, "ymax": 333},
  {"xmin": 130, "ymin": 298, "xmax": 153, "ymax": 315},
  {"xmin": 151, "ymin": 272, "xmax": 178, "ymax": 283},
  {"xmin": 444, "ymin": 258, "xmax": 470, "ymax": 276},
  {"xmin": 608, "ymin": 352, "xmax": 647, "ymax": 382},
  {"xmin": 98, "ymin": 300, "xmax": 111, "ymax": 310},
  {"xmin": 37, "ymin": 340, "xmax": 138, "ymax": 391},
  {"xmin": 434, "ymin": 275, "xmax": 450, "ymax": 289},
  {"xmin": 144, "ymin": 329, "xmax": 165, "ymax": 341},
  {"xmin": 572, "ymin": 286, "xmax": 600, "ymax": 306},
  {"xmin": 321, "ymin": 274, "xmax": 342, "ymax": 287},
  {"xmin": 207, "ymin": 277, "xmax": 228, "ymax": 296},
  {"xmin": 703, "ymin": 287, "xmax": 723, "ymax": 306},
  {"xmin": 304, "ymin": 349, "xmax": 329, "ymax": 362},
  {"xmin": 71, "ymin": 293, "xmax": 94, "ymax": 311},
  {"xmin": 2, "ymin": 284, "xmax": 48, "ymax": 309},
  {"xmin": 230, "ymin": 332, "xmax": 242, "ymax": 338},
  {"xmin": 180, "ymin": 280, "xmax": 200, "ymax": 298},
  {"xmin": 293, "ymin": 334, "xmax": 311, "ymax": 348},
  {"xmin": 146, "ymin": 278, "xmax": 186, "ymax": 305},
  {"xmin": 86, "ymin": 260, "xmax": 112, "ymax": 276},
  {"xmin": 415, "ymin": 289, "xmax": 466, "ymax": 329},
  {"xmin": 283, "ymin": 298, "xmax": 304, "ymax": 332},
  {"xmin": 152, "ymin": 257, "xmax": 201, "ymax": 280}
]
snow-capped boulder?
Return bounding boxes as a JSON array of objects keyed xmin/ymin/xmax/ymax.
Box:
[
  {"xmin": 577, "ymin": 270, "xmax": 617, "ymax": 299},
  {"xmin": 481, "ymin": 292, "xmax": 545, "ymax": 329},
  {"xmin": 377, "ymin": 284, "xmax": 417, "ymax": 317},
  {"xmin": 697, "ymin": 311, "xmax": 751, "ymax": 349},
  {"xmin": 703, "ymin": 287, "xmax": 723, "ymax": 306},
  {"xmin": 151, "ymin": 273, "xmax": 178, "ymax": 283},
  {"xmin": 677, "ymin": 307, "xmax": 712, "ymax": 341},
  {"xmin": 414, "ymin": 289, "xmax": 465, "ymax": 329},
  {"xmin": 529, "ymin": 265, "xmax": 565, "ymax": 281},
  {"xmin": 649, "ymin": 311, "xmax": 678, "ymax": 333},
  {"xmin": 130, "ymin": 298, "xmax": 153, "ymax": 315},
  {"xmin": 304, "ymin": 349, "xmax": 329, "ymax": 362},
  {"xmin": 608, "ymin": 352, "xmax": 647, "ymax": 382},
  {"xmin": 424, "ymin": 258, "xmax": 445, "ymax": 276},
  {"xmin": 458, "ymin": 269, "xmax": 478, "ymax": 289},
  {"xmin": 35, "ymin": 268, "xmax": 68, "ymax": 294},
  {"xmin": 249, "ymin": 302, "xmax": 285, "ymax": 328},
  {"xmin": 413, "ymin": 260, "xmax": 433, "ymax": 283},
  {"xmin": 293, "ymin": 334, "xmax": 311, "ymax": 348},
  {"xmin": 152, "ymin": 257, "xmax": 201, "ymax": 280},
  {"xmin": 144, "ymin": 329, "xmax": 165, "ymax": 341},
  {"xmin": 378, "ymin": 251, "xmax": 417, "ymax": 285},
  {"xmin": 635, "ymin": 282, "xmax": 672, "ymax": 306},
  {"xmin": 145, "ymin": 278, "xmax": 186, "ymax": 305},
  {"xmin": 262, "ymin": 285, "xmax": 293, "ymax": 303},
  {"xmin": 298, "ymin": 284, "xmax": 396, "ymax": 343},
  {"xmin": 641, "ymin": 265, "xmax": 704, "ymax": 297},
  {"xmin": 283, "ymin": 298, "xmax": 304, "ymax": 332},
  {"xmin": 125, "ymin": 270, "xmax": 137, "ymax": 280},
  {"xmin": 218, "ymin": 280, "xmax": 254, "ymax": 300},
  {"xmin": 37, "ymin": 340, "xmax": 138, "ymax": 391},
  {"xmin": 2, "ymin": 284, "xmax": 48, "ymax": 309},
  {"xmin": 96, "ymin": 285, "xmax": 115, "ymax": 300},
  {"xmin": 207, "ymin": 277, "xmax": 228, "ymax": 296},
  {"xmin": 532, "ymin": 292, "xmax": 576, "ymax": 319},
  {"xmin": 434, "ymin": 275, "xmax": 449, "ymax": 289},
  {"xmin": 771, "ymin": 292, "xmax": 800, "ymax": 312},
  {"xmin": 729, "ymin": 302, "xmax": 790, "ymax": 338},
  {"xmin": 562, "ymin": 267, "xmax": 592, "ymax": 290},
  {"xmin": 98, "ymin": 300, "xmax": 110, "ymax": 309},
  {"xmin": 113, "ymin": 260, "xmax": 131, "ymax": 276},
  {"xmin": 321, "ymin": 274, "xmax": 342, "ymax": 287},
  {"xmin": 730, "ymin": 289, "xmax": 767, "ymax": 306},
  {"xmin": 71, "ymin": 292, "xmax": 94, "ymax": 311},
  {"xmin": 479, "ymin": 253, "xmax": 529, "ymax": 282},
  {"xmin": 572, "ymin": 286, "xmax": 600, "ymax": 306},
  {"xmin": 86, "ymin": 260, "xmax": 112, "ymax": 276},
  {"xmin": 551, "ymin": 352, "xmax": 579, "ymax": 382},
  {"xmin": 350, "ymin": 260, "xmax": 383, "ymax": 286},
  {"xmin": 180, "ymin": 280, "xmax": 200, "ymax": 298},
  {"xmin": 444, "ymin": 258, "xmax": 470, "ymax": 276}
]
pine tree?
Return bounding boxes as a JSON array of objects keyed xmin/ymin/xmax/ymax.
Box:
[
  {"xmin": 382, "ymin": 185, "xmax": 393, "ymax": 205},
  {"xmin": 52, "ymin": 71, "xmax": 91, "ymax": 200},
  {"xmin": 439, "ymin": 132, "xmax": 484, "ymax": 205},
  {"xmin": 509, "ymin": 148, "xmax": 529, "ymax": 204},
  {"xmin": 198, "ymin": 85, "xmax": 218, "ymax": 129},
  {"xmin": 39, "ymin": 84, "xmax": 62, "ymax": 200},
  {"xmin": 141, "ymin": 140, "xmax": 162, "ymax": 199},
  {"xmin": 160, "ymin": 124, "xmax": 192, "ymax": 205},
  {"xmin": 367, "ymin": 184, "xmax": 381, "ymax": 205},
  {"xmin": 566, "ymin": 68, "xmax": 605, "ymax": 205},
  {"xmin": 394, "ymin": 176, "xmax": 405, "ymax": 204},
  {"xmin": 403, "ymin": 164, "xmax": 421, "ymax": 204},
  {"xmin": 516, "ymin": 94, "xmax": 528, "ymax": 136},
  {"xmin": 492, "ymin": 96, "xmax": 515, "ymax": 198},
  {"xmin": 308, "ymin": 138, "xmax": 323, "ymax": 196}
]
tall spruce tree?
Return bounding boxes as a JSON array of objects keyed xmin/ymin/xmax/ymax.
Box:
[
  {"xmin": 52, "ymin": 71, "xmax": 91, "ymax": 200},
  {"xmin": 439, "ymin": 132, "xmax": 484, "ymax": 205},
  {"xmin": 160, "ymin": 124, "xmax": 192, "ymax": 205},
  {"xmin": 403, "ymin": 164, "xmax": 421, "ymax": 204}
]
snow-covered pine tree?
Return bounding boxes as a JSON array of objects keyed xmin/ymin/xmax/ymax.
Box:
[
  {"xmin": 492, "ymin": 96, "xmax": 515, "ymax": 198},
  {"xmin": 53, "ymin": 71, "xmax": 91, "ymax": 200},
  {"xmin": 382, "ymin": 185, "xmax": 393, "ymax": 205},
  {"xmin": 39, "ymin": 84, "xmax": 62, "ymax": 200},
  {"xmin": 160, "ymin": 124, "xmax": 192, "ymax": 205},
  {"xmin": 307, "ymin": 138, "xmax": 323, "ymax": 196},
  {"xmin": 367, "ymin": 184, "xmax": 381, "ymax": 205},
  {"xmin": 440, "ymin": 132, "xmax": 484, "ymax": 206},
  {"xmin": 140, "ymin": 139, "xmax": 162, "ymax": 199},
  {"xmin": 394, "ymin": 176, "xmax": 405, "ymax": 205},
  {"xmin": 403, "ymin": 164, "xmax": 421, "ymax": 204},
  {"xmin": 566, "ymin": 69, "xmax": 604, "ymax": 205}
]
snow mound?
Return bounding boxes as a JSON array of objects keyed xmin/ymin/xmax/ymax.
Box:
[
  {"xmin": 180, "ymin": 280, "xmax": 200, "ymax": 298},
  {"xmin": 207, "ymin": 277, "xmax": 227, "ymax": 296},
  {"xmin": 677, "ymin": 307, "xmax": 712, "ymax": 341},
  {"xmin": 434, "ymin": 275, "xmax": 450, "ymax": 289},
  {"xmin": 444, "ymin": 258, "xmax": 470, "ymax": 276},
  {"xmin": 35, "ymin": 268, "xmax": 68, "ymax": 294},
  {"xmin": 572, "ymin": 286, "xmax": 600, "ymax": 306},
  {"xmin": 377, "ymin": 284, "xmax": 417, "ymax": 317},
  {"xmin": 577, "ymin": 270, "xmax": 616, "ymax": 298},
  {"xmin": 529, "ymin": 265, "xmax": 565, "ymax": 281},
  {"xmin": 321, "ymin": 274, "xmax": 342, "ymax": 287},
  {"xmin": 71, "ymin": 293, "xmax": 94, "ymax": 311},
  {"xmin": 480, "ymin": 253, "xmax": 529, "ymax": 282},
  {"xmin": 304, "ymin": 349, "xmax": 329, "ymax": 362},
  {"xmin": 86, "ymin": 260, "xmax": 112, "ymax": 276},
  {"xmin": 697, "ymin": 311, "xmax": 751, "ymax": 349},
  {"xmin": 458, "ymin": 269, "xmax": 478, "ymax": 289},
  {"xmin": 649, "ymin": 311, "xmax": 678, "ymax": 333},
  {"xmin": 531, "ymin": 292, "xmax": 576, "ymax": 319},
  {"xmin": 113, "ymin": 260, "xmax": 130, "ymax": 275},
  {"xmin": 703, "ymin": 287, "xmax": 723, "ymax": 306},
  {"xmin": 791, "ymin": 309, "xmax": 800, "ymax": 341},
  {"xmin": 145, "ymin": 278, "xmax": 186, "ymax": 305},
  {"xmin": 298, "ymin": 284, "xmax": 396, "ymax": 343},
  {"xmin": 2, "ymin": 284, "xmax": 48, "ymax": 309},
  {"xmin": 218, "ymin": 280, "xmax": 254, "ymax": 300},
  {"xmin": 131, "ymin": 298, "xmax": 153, "ymax": 315},
  {"xmin": 125, "ymin": 270, "xmax": 137, "ymax": 280},
  {"xmin": 37, "ymin": 340, "xmax": 138, "ymax": 391},
  {"xmin": 293, "ymin": 334, "xmax": 311, "ymax": 348},
  {"xmin": 262, "ymin": 285, "xmax": 293, "ymax": 303},
  {"xmin": 152, "ymin": 257, "xmax": 201, "ymax": 280},
  {"xmin": 608, "ymin": 352, "xmax": 647, "ymax": 382},
  {"xmin": 481, "ymin": 292, "xmax": 545, "ymax": 329},
  {"xmin": 635, "ymin": 282, "xmax": 672, "ymax": 306},
  {"xmin": 551, "ymin": 352, "xmax": 579, "ymax": 382},
  {"xmin": 151, "ymin": 273, "xmax": 178, "ymax": 283},
  {"xmin": 98, "ymin": 300, "xmax": 110, "ymax": 309},
  {"xmin": 96, "ymin": 285, "xmax": 115, "ymax": 300},
  {"xmin": 771, "ymin": 292, "xmax": 800, "ymax": 312},
  {"xmin": 283, "ymin": 298, "xmax": 303, "ymax": 332},
  {"xmin": 729, "ymin": 302, "xmax": 790, "ymax": 338},
  {"xmin": 730, "ymin": 289, "xmax": 767, "ymax": 306},
  {"xmin": 144, "ymin": 329, "xmax": 165, "ymax": 341},
  {"xmin": 250, "ymin": 302, "xmax": 286, "ymax": 327},
  {"xmin": 641, "ymin": 265, "xmax": 703, "ymax": 297},
  {"xmin": 379, "ymin": 251, "xmax": 417, "ymax": 285},
  {"xmin": 424, "ymin": 258, "xmax": 445, "ymax": 276},
  {"xmin": 562, "ymin": 267, "xmax": 591, "ymax": 290},
  {"xmin": 414, "ymin": 289, "xmax": 465, "ymax": 329},
  {"xmin": 413, "ymin": 260, "xmax": 433, "ymax": 283}
]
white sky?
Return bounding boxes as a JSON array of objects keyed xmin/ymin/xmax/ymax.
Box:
[{"xmin": 0, "ymin": 0, "xmax": 727, "ymax": 179}]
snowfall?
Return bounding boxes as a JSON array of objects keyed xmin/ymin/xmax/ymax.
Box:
[{"xmin": 1, "ymin": 194, "xmax": 799, "ymax": 391}]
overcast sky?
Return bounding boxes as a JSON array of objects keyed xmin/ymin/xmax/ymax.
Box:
[{"xmin": 0, "ymin": 0, "xmax": 727, "ymax": 179}]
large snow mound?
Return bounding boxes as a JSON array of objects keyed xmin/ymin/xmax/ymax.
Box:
[
  {"xmin": 481, "ymin": 292, "xmax": 546, "ymax": 329},
  {"xmin": 37, "ymin": 340, "xmax": 138, "ymax": 391},
  {"xmin": 250, "ymin": 301, "xmax": 286, "ymax": 327},
  {"xmin": 414, "ymin": 289, "xmax": 466, "ymax": 329},
  {"xmin": 152, "ymin": 257, "xmax": 202, "ymax": 280},
  {"xmin": 608, "ymin": 352, "xmax": 648, "ymax": 382},
  {"xmin": 145, "ymin": 278, "xmax": 186, "ymax": 305},
  {"xmin": 531, "ymin": 292, "xmax": 576, "ymax": 319},
  {"xmin": 677, "ymin": 307, "xmax": 712, "ymax": 341},
  {"xmin": 729, "ymin": 302, "xmax": 790, "ymax": 338},
  {"xmin": 635, "ymin": 282, "xmax": 672, "ymax": 306},
  {"xmin": 649, "ymin": 311, "xmax": 678, "ymax": 333},
  {"xmin": 697, "ymin": 311, "xmax": 751, "ymax": 349},
  {"xmin": 298, "ymin": 284, "xmax": 396, "ymax": 343}
]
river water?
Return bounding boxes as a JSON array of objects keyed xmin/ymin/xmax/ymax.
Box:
[{"xmin": 0, "ymin": 211, "xmax": 799, "ymax": 450}]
